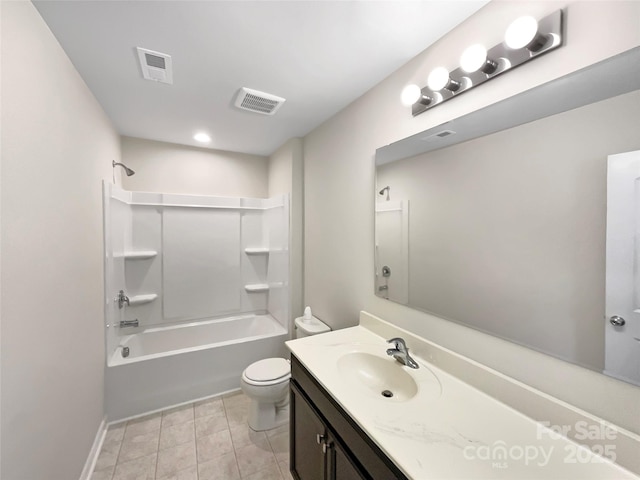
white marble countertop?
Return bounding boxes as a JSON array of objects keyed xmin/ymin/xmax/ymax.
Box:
[{"xmin": 286, "ymin": 322, "xmax": 638, "ymax": 480}]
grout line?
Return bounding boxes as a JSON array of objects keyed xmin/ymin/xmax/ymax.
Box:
[
  {"xmin": 225, "ymin": 400, "xmax": 243, "ymax": 479},
  {"xmin": 193, "ymin": 402, "xmax": 199, "ymax": 480},
  {"xmin": 103, "ymin": 395, "xmax": 267, "ymax": 480}
]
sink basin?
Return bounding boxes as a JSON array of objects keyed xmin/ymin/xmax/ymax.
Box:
[{"xmin": 337, "ymin": 352, "xmax": 419, "ymax": 401}]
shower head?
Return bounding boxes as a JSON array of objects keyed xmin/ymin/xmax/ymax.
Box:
[
  {"xmin": 378, "ymin": 186, "xmax": 390, "ymax": 195},
  {"xmin": 112, "ymin": 161, "xmax": 135, "ymax": 176}
]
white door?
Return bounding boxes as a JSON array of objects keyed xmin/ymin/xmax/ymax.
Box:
[{"xmin": 605, "ymin": 150, "xmax": 640, "ymax": 384}]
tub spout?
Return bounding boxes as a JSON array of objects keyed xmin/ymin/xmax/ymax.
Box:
[{"xmin": 115, "ymin": 345, "xmax": 130, "ymax": 358}]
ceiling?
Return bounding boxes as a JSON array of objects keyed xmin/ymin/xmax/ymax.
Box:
[{"xmin": 34, "ymin": 1, "xmax": 489, "ymax": 156}]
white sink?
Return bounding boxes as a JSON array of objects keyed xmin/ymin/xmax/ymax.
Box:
[{"xmin": 337, "ymin": 351, "xmax": 421, "ymax": 401}]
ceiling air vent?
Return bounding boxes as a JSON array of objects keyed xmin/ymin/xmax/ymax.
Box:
[
  {"xmin": 421, "ymin": 130, "xmax": 456, "ymax": 142},
  {"xmin": 235, "ymin": 88, "xmax": 285, "ymax": 115},
  {"xmin": 136, "ymin": 47, "xmax": 173, "ymax": 85}
]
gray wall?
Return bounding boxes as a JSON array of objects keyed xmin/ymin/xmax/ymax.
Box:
[
  {"xmin": 1, "ymin": 2, "xmax": 120, "ymax": 479},
  {"xmin": 303, "ymin": 0, "xmax": 640, "ymax": 434},
  {"xmin": 121, "ymin": 136, "xmax": 268, "ymax": 198},
  {"xmin": 269, "ymin": 138, "xmax": 305, "ymax": 322},
  {"xmin": 378, "ymin": 90, "xmax": 640, "ymax": 371}
]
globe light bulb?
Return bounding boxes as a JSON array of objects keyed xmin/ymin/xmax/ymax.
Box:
[
  {"xmin": 427, "ymin": 67, "xmax": 450, "ymax": 91},
  {"xmin": 400, "ymin": 84, "xmax": 421, "ymax": 106},
  {"xmin": 505, "ymin": 16, "xmax": 539, "ymax": 49},
  {"xmin": 460, "ymin": 44, "xmax": 488, "ymax": 73}
]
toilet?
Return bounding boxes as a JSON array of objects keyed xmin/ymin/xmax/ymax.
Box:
[{"xmin": 240, "ymin": 312, "xmax": 330, "ymax": 431}]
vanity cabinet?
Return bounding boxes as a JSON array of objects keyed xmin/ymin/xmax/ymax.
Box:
[{"xmin": 290, "ymin": 356, "xmax": 408, "ymax": 480}]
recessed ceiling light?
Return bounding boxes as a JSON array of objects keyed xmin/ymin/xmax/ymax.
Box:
[{"xmin": 193, "ymin": 132, "xmax": 211, "ymax": 143}]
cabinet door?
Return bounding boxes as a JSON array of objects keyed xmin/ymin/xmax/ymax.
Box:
[
  {"xmin": 327, "ymin": 435, "xmax": 366, "ymax": 480},
  {"xmin": 291, "ymin": 383, "xmax": 326, "ymax": 480}
]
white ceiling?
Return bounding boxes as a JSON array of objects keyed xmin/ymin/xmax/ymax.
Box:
[{"xmin": 34, "ymin": 1, "xmax": 489, "ymax": 156}]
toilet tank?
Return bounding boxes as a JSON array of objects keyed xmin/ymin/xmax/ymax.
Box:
[{"xmin": 294, "ymin": 316, "xmax": 330, "ymax": 338}]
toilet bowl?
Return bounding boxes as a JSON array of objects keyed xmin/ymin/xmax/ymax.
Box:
[
  {"xmin": 240, "ymin": 314, "xmax": 330, "ymax": 431},
  {"xmin": 240, "ymin": 357, "xmax": 291, "ymax": 431}
]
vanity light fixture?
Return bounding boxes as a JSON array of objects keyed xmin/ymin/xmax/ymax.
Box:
[{"xmin": 407, "ymin": 9, "xmax": 563, "ymax": 117}]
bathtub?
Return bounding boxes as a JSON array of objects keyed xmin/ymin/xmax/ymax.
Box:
[{"xmin": 105, "ymin": 313, "xmax": 288, "ymax": 421}]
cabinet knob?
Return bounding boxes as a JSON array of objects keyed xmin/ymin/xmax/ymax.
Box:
[
  {"xmin": 322, "ymin": 441, "xmax": 333, "ymax": 454},
  {"xmin": 316, "ymin": 433, "xmax": 325, "ymax": 445}
]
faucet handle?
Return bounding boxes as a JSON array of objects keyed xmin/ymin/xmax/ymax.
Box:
[{"xmin": 387, "ymin": 337, "xmax": 407, "ymax": 350}]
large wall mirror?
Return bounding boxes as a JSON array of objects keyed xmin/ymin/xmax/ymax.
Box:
[{"xmin": 375, "ymin": 47, "xmax": 640, "ymax": 386}]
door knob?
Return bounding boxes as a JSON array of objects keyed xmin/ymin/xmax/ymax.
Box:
[{"xmin": 609, "ymin": 316, "xmax": 626, "ymax": 327}]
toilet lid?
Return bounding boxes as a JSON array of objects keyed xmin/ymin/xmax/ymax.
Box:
[{"xmin": 245, "ymin": 358, "xmax": 290, "ymax": 382}]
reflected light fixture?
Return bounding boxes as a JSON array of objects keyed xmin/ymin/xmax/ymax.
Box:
[
  {"xmin": 193, "ymin": 132, "xmax": 211, "ymax": 143},
  {"xmin": 405, "ymin": 9, "xmax": 563, "ymax": 117}
]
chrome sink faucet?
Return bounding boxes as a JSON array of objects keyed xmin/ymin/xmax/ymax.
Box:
[{"xmin": 386, "ymin": 337, "xmax": 419, "ymax": 369}]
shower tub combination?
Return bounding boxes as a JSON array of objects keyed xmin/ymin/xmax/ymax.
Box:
[
  {"xmin": 103, "ymin": 184, "xmax": 290, "ymax": 421},
  {"xmin": 106, "ymin": 313, "xmax": 287, "ymax": 420}
]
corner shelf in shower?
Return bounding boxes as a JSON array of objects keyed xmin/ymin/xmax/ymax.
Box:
[
  {"xmin": 244, "ymin": 247, "xmax": 269, "ymax": 255},
  {"xmin": 122, "ymin": 250, "xmax": 158, "ymax": 260},
  {"xmin": 244, "ymin": 284, "xmax": 269, "ymax": 293},
  {"xmin": 128, "ymin": 294, "xmax": 158, "ymax": 306}
]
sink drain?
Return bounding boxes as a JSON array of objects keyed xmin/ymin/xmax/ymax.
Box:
[{"xmin": 381, "ymin": 390, "xmax": 394, "ymax": 398}]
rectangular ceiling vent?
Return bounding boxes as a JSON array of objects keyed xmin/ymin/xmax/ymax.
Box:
[
  {"xmin": 136, "ymin": 47, "xmax": 173, "ymax": 85},
  {"xmin": 421, "ymin": 130, "xmax": 456, "ymax": 142},
  {"xmin": 235, "ymin": 87, "xmax": 285, "ymax": 115}
]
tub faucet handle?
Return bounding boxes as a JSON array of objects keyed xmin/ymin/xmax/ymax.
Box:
[{"xmin": 116, "ymin": 290, "xmax": 130, "ymax": 309}]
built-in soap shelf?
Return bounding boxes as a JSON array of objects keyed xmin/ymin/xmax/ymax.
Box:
[
  {"xmin": 128, "ymin": 293, "xmax": 158, "ymax": 306},
  {"xmin": 120, "ymin": 250, "xmax": 158, "ymax": 260},
  {"xmin": 244, "ymin": 284, "xmax": 269, "ymax": 293},
  {"xmin": 244, "ymin": 247, "xmax": 269, "ymax": 255}
]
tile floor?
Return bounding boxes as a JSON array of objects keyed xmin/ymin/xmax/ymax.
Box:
[{"xmin": 91, "ymin": 391, "xmax": 293, "ymax": 480}]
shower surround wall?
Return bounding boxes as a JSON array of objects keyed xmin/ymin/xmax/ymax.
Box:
[{"xmin": 103, "ymin": 183, "xmax": 289, "ymax": 419}]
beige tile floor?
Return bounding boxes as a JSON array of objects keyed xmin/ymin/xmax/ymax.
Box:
[{"xmin": 91, "ymin": 391, "xmax": 293, "ymax": 480}]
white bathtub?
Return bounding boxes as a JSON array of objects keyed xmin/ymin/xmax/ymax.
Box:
[{"xmin": 106, "ymin": 313, "xmax": 288, "ymax": 421}]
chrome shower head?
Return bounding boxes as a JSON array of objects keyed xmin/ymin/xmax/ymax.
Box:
[
  {"xmin": 112, "ymin": 161, "xmax": 135, "ymax": 176},
  {"xmin": 378, "ymin": 186, "xmax": 390, "ymax": 201}
]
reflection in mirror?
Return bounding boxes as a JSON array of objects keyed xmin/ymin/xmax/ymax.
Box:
[
  {"xmin": 375, "ymin": 199, "xmax": 409, "ymax": 303},
  {"xmin": 375, "ymin": 47, "xmax": 640, "ymax": 385}
]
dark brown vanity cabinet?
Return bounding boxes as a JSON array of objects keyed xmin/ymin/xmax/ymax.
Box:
[{"xmin": 290, "ymin": 356, "xmax": 409, "ymax": 480}]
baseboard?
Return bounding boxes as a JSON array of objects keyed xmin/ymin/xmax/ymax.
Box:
[
  {"xmin": 79, "ymin": 416, "xmax": 107, "ymax": 480},
  {"xmin": 107, "ymin": 387, "xmax": 242, "ymax": 426}
]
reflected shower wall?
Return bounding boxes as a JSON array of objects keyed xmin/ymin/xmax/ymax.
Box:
[{"xmin": 375, "ymin": 199, "xmax": 409, "ymax": 304}]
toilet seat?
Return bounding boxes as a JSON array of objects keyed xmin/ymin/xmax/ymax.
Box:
[{"xmin": 242, "ymin": 358, "xmax": 291, "ymax": 386}]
